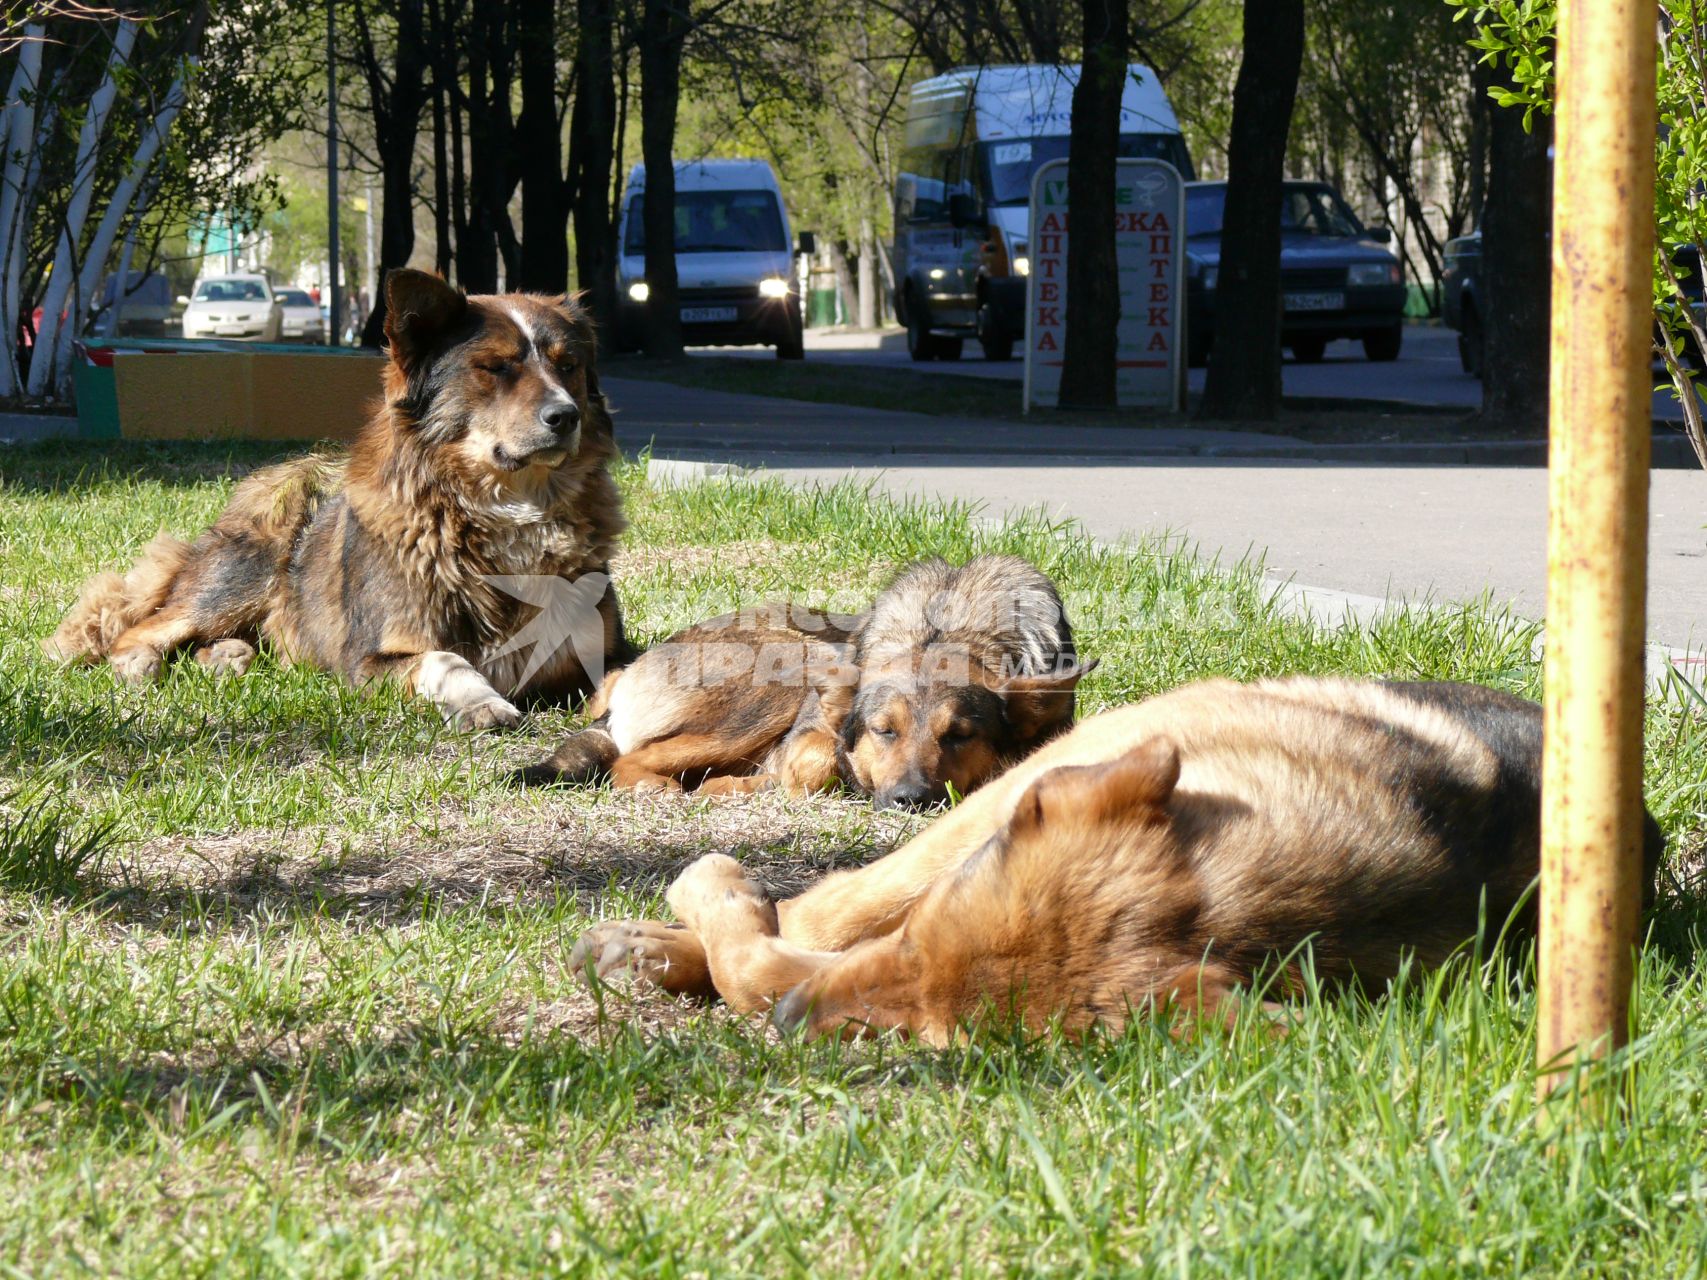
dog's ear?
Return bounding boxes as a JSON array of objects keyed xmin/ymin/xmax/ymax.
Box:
[
  {"xmin": 556, "ymin": 290, "xmax": 604, "ymax": 398},
  {"xmin": 385, "ymin": 269, "xmax": 467, "ymax": 375},
  {"xmin": 1007, "ymin": 738, "xmax": 1180, "ymax": 841},
  {"xmin": 999, "ymin": 659, "xmax": 1097, "ymax": 742}
]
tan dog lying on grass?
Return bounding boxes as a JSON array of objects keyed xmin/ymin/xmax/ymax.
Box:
[{"xmin": 574, "ymin": 677, "xmax": 1664, "ymax": 1042}]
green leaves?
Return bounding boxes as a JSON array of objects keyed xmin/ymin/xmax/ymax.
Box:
[{"xmin": 1447, "ymin": 0, "xmax": 1557, "ymax": 130}]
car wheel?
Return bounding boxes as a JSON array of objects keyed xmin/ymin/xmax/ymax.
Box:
[
  {"xmin": 1362, "ymin": 324, "xmax": 1403, "ymax": 363},
  {"xmin": 1458, "ymin": 304, "xmax": 1483, "ymax": 378},
  {"xmin": 1290, "ymin": 336, "xmax": 1327, "ymax": 364},
  {"xmin": 906, "ymin": 301, "xmax": 937, "ymax": 361},
  {"xmin": 977, "ymin": 303, "xmax": 1014, "ymax": 361}
]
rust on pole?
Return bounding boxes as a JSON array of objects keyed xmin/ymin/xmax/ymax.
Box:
[{"xmin": 1538, "ymin": 0, "xmax": 1656, "ymax": 1104}]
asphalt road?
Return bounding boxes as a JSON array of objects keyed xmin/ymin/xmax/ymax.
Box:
[
  {"xmin": 602, "ymin": 370, "xmax": 1707, "ymax": 654},
  {"xmin": 698, "ymin": 323, "xmax": 1695, "ymax": 421},
  {"xmin": 758, "ymin": 454, "xmax": 1706, "ymax": 653}
]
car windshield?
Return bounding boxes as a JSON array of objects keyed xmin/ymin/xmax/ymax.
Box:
[
  {"xmin": 277, "ymin": 289, "xmax": 313, "ymax": 306},
  {"xmin": 1186, "ymin": 184, "xmax": 1364, "ymax": 239},
  {"xmin": 624, "ymin": 190, "xmax": 787, "ymax": 254},
  {"xmin": 977, "ymin": 133, "xmax": 1193, "ymax": 206},
  {"xmin": 194, "ymin": 280, "xmax": 268, "ymax": 302},
  {"xmin": 1280, "ymin": 186, "xmax": 1363, "ymax": 237}
]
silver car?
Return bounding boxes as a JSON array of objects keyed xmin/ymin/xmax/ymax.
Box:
[
  {"xmin": 274, "ymin": 287, "xmax": 325, "ymax": 342},
  {"xmin": 180, "ymin": 274, "xmax": 283, "ymax": 342}
]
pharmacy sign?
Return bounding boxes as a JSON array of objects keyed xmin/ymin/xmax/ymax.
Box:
[{"xmin": 1023, "ymin": 159, "xmax": 1185, "ymax": 411}]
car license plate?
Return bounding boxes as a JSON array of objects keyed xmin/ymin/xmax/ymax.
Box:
[
  {"xmin": 216, "ymin": 325, "xmax": 254, "ymax": 336},
  {"xmin": 1284, "ymin": 291, "xmax": 1344, "ymax": 312},
  {"xmin": 681, "ymin": 306, "xmax": 737, "ymax": 323}
]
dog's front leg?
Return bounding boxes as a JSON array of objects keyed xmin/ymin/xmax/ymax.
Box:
[
  {"xmin": 666, "ymin": 854, "xmax": 840, "ymax": 1014},
  {"xmin": 407, "ymin": 651, "xmax": 522, "ymax": 730}
]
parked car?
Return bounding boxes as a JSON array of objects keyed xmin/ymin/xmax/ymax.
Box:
[
  {"xmin": 180, "ymin": 274, "xmax": 283, "ymax": 342},
  {"xmin": 616, "ymin": 159, "xmax": 813, "ymax": 359},
  {"xmin": 892, "ymin": 62, "xmax": 1194, "ymax": 362},
  {"xmin": 1186, "ymin": 180, "xmax": 1406, "ymax": 365},
  {"xmin": 274, "ymin": 287, "xmax": 325, "ymax": 342},
  {"xmin": 1449, "ymin": 231, "xmax": 1707, "ymax": 378},
  {"xmin": 1440, "ymin": 231, "xmax": 1483, "ymax": 375},
  {"xmin": 92, "ymin": 271, "xmax": 173, "ymax": 338}
]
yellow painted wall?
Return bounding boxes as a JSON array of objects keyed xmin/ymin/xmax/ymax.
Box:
[{"xmin": 114, "ymin": 349, "xmax": 385, "ymax": 441}]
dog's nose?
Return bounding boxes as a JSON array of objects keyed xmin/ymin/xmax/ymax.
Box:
[
  {"xmin": 877, "ymin": 781, "xmax": 936, "ymax": 810},
  {"xmin": 538, "ymin": 400, "xmax": 579, "ymax": 434}
]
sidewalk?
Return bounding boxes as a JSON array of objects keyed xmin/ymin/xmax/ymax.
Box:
[{"xmin": 602, "ymin": 374, "xmax": 1704, "ymax": 469}]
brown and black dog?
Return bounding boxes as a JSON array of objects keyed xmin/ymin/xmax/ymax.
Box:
[
  {"xmin": 519, "ymin": 555, "xmax": 1092, "ymax": 807},
  {"xmin": 573, "ymin": 678, "xmax": 1664, "ymax": 1042},
  {"xmin": 45, "ymin": 270, "xmax": 627, "ymax": 727}
]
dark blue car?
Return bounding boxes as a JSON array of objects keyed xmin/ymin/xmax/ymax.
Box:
[{"xmin": 1185, "ymin": 180, "xmax": 1407, "ymax": 365}]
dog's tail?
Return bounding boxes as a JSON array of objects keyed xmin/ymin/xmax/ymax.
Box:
[
  {"xmin": 42, "ymin": 532, "xmax": 192, "ymax": 664},
  {"xmin": 512, "ymin": 718, "xmax": 621, "ymax": 787}
]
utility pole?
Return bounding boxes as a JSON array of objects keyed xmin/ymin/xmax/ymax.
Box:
[
  {"xmin": 326, "ymin": 0, "xmax": 341, "ymax": 346},
  {"xmin": 1537, "ymin": 0, "xmax": 1655, "ymax": 1115}
]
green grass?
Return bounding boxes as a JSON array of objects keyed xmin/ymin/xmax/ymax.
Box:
[{"xmin": 1, "ymin": 438, "xmax": 1705, "ymax": 1276}]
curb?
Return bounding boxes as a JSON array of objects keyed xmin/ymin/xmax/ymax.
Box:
[{"xmin": 636, "ymin": 430, "xmax": 1703, "ymax": 469}]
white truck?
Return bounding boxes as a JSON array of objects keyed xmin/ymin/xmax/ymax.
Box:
[{"xmin": 892, "ymin": 63, "xmax": 1193, "ymax": 361}]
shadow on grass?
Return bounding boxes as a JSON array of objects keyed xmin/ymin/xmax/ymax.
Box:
[
  {"xmin": 0, "ymin": 439, "xmax": 321, "ymax": 494},
  {"xmin": 0, "ymin": 785, "xmax": 896, "ymax": 933}
]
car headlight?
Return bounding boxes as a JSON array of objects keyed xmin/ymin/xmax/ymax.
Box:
[
  {"xmin": 1013, "ymin": 255, "xmax": 1031, "ymax": 277},
  {"xmin": 758, "ymin": 277, "xmax": 791, "ymax": 298},
  {"xmin": 627, "ymin": 281, "xmax": 650, "ymax": 302},
  {"xmin": 1200, "ymin": 265, "xmax": 1218, "ymax": 290},
  {"xmin": 1349, "ymin": 262, "xmax": 1402, "ymax": 286}
]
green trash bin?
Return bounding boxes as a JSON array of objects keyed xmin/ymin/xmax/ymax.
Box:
[{"xmin": 807, "ymin": 287, "xmax": 840, "ymax": 328}]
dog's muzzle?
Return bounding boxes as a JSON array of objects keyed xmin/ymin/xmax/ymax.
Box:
[{"xmin": 494, "ymin": 419, "xmax": 580, "ymax": 471}]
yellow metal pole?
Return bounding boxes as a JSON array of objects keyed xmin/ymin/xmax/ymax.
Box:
[{"xmin": 1539, "ymin": 0, "xmax": 1656, "ymax": 1104}]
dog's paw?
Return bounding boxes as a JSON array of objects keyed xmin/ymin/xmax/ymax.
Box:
[
  {"xmin": 109, "ymin": 647, "xmax": 163, "ymax": 684},
  {"xmin": 194, "ymin": 638, "xmax": 257, "ymax": 676},
  {"xmin": 449, "ymin": 695, "xmax": 522, "ymax": 732},
  {"xmin": 696, "ymin": 773, "xmax": 774, "ymax": 798},
  {"xmin": 666, "ymin": 853, "xmax": 775, "ymax": 937},
  {"xmin": 569, "ymin": 919, "xmax": 715, "ymax": 999}
]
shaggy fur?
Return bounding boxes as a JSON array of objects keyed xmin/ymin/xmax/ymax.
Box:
[
  {"xmin": 519, "ymin": 555, "xmax": 1090, "ymax": 807},
  {"xmin": 572, "ymin": 677, "xmax": 1664, "ymax": 1043},
  {"xmin": 46, "ymin": 270, "xmax": 628, "ymax": 727}
]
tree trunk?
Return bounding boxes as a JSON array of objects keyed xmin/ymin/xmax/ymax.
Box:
[
  {"xmin": 1466, "ymin": 60, "xmax": 1491, "ymax": 228},
  {"xmin": 1197, "ymin": 0, "xmax": 1306, "ymax": 420},
  {"xmin": 831, "ymin": 240, "xmax": 856, "ymax": 325},
  {"xmin": 0, "ymin": 25, "xmax": 46, "ymax": 397},
  {"xmin": 857, "ymin": 213, "xmax": 879, "ymax": 329},
  {"xmin": 358, "ymin": 3, "xmax": 428, "ymax": 349},
  {"xmin": 516, "ymin": 0, "xmax": 569, "ymax": 292},
  {"xmin": 456, "ymin": 32, "xmax": 499, "ymax": 293},
  {"xmin": 1059, "ymin": 0, "xmax": 1127, "ymax": 409},
  {"xmin": 42, "ymin": 68, "xmax": 191, "ymax": 394},
  {"xmin": 570, "ymin": 0, "xmax": 619, "ymax": 335},
  {"xmin": 1478, "ymin": 96, "xmax": 1551, "ymax": 430},
  {"xmin": 432, "ymin": 74, "xmax": 453, "ymax": 278},
  {"xmin": 450, "ymin": 77, "xmax": 469, "ymax": 275},
  {"xmin": 639, "ymin": 0, "xmax": 688, "ymax": 359}
]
